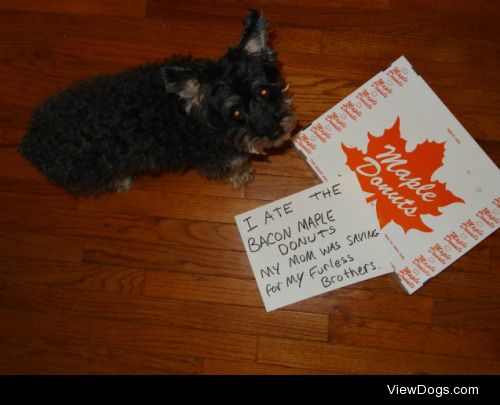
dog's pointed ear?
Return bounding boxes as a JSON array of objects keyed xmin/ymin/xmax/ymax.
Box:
[
  {"xmin": 239, "ymin": 9, "xmax": 275, "ymax": 59},
  {"xmin": 161, "ymin": 65, "xmax": 203, "ymax": 114}
]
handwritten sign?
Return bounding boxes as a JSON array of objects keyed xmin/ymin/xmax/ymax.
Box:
[{"xmin": 235, "ymin": 176, "xmax": 392, "ymax": 311}]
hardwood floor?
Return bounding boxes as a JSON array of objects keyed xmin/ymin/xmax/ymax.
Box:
[{"xmin": 0, "ymin": 0, "xmax": 499, "ymax": 374}]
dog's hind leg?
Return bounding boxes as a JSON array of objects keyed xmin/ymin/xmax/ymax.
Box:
[{"xmin": 109, "ymin": 176, "xmax": 133, "ymax": 193}]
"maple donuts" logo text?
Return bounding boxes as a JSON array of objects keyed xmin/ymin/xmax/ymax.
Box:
[
  {"xmin": 353, "ymin": 144, "xmax": 437, "ymax": 217},
  {"xmin": 342, "ymin": 117, "xmax": 464, "ymax": 233}
]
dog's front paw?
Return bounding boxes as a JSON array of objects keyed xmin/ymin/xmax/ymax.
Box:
[{"xmin": 227, "ymin": 164, "xmax": 255, "ymax": 189}]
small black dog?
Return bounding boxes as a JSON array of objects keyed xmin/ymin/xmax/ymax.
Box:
[{"xmin": 20, "ymin": 10, "xmax": 296, "ymax": 195}]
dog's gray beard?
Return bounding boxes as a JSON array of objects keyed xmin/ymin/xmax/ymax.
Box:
[{"xmin": 237, "ymin": 112, "xmax": 297, "ymax": 155}]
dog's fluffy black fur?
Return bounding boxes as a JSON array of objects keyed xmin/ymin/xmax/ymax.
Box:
[{"xmin": 20, "ymin": 10, "xmax": 296, "ymax": 195}]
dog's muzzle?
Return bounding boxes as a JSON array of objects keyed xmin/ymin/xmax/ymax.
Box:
[{"xmin": 245, "ymin": 111, "xmax": 297, "ymax": 155}]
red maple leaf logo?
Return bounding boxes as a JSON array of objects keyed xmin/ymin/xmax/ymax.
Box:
[{"xmin": 342, "ymin": 117, "xmax": 464, "ymax": 233}]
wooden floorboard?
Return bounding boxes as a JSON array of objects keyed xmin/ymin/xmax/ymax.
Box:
[{"xmin": 0, "ymin": 0, "xmax": 498, "ymax": 374}]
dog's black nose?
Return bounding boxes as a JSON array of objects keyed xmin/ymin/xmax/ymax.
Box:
[{"xmin": 269, "ymin": 127, "xmax": 283, "ymax": 140}]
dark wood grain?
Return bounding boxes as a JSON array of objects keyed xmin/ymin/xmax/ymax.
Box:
[
  {"xmin": 257, "ymin": 336, "xmax": 500, "ymax": 374},
  {"xmin": 0, "ymin": 0, "xmax": 498, "ymax": 374}
]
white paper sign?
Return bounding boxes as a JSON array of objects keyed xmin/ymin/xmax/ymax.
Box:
[{"xmin": 235, "ymin": 176, "xmax": 392, "ymax": 311}]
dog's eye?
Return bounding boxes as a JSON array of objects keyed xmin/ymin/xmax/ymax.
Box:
[
  {"xmin": 259, "ymin": 86, "xmax": 270, "ymax": 98},
  {"xmin": 232, "ymin": 108, "xmax": 244, "ymax": 120}
]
